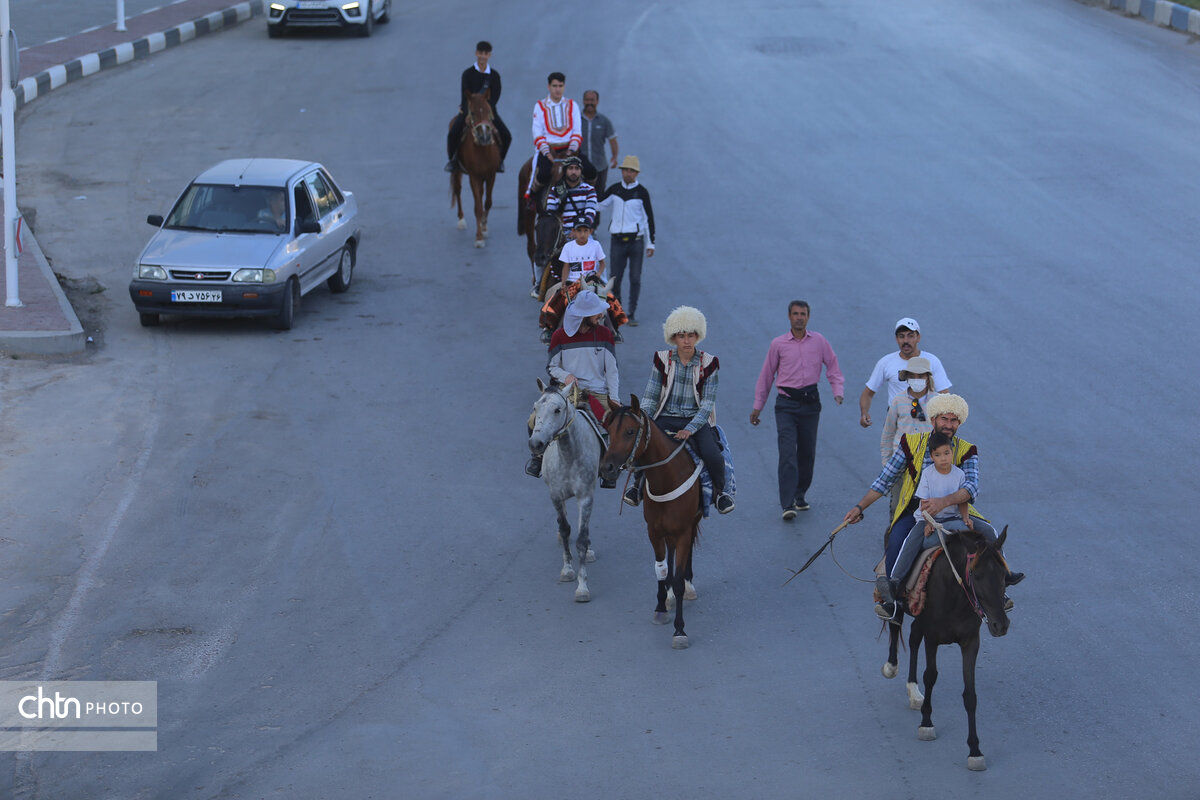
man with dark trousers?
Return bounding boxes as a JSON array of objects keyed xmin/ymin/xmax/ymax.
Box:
[
  {"xmin": 445, "ymin": 41, "xmax": 512, "ymax": 173},
  {"xmin": 751, "ymin": 301, "xmax": 845, "ymax": 520}
]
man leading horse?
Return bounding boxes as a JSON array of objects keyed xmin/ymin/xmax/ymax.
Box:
[{"xmin": 841, "ymin": 393, "xmax": 1023, "ymax": 620}]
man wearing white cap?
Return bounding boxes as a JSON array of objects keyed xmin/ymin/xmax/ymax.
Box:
[
  {"xmin": 526, "ymin": 291, "xmax": 620, "ymax": 486},
  {"xmin": 598, "ymin": 155, "xmax": 655, "ymax": 326},
  {"xmin": 858, "ymin": 317, "xmax": 951, "ymax": 429}
]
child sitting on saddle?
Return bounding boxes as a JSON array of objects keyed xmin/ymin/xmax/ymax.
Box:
[
  {"xmin": 526, "ymin": 291, "xmax": 620, "ymax": 488},
  {"xmin": 539, "ymin": 219, "xmax": 627, "ymax": 342}
]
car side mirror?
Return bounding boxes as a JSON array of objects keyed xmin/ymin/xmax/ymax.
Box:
[
  {"xmin": 297, "ymin": 220, "xmax": 321, "ymax": 235},
  {"xmin": 147, "ymin": 214, "xmax": 164, "ymax": 227}
]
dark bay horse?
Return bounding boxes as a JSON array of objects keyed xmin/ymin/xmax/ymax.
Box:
[
  {"xmin": 450, "ymin": 89, "xmax": 499, "ymax": 248},
  {"xmin": 516, "ymin": 157, "xmax": 566, "ymax": 299},
  {"xmin": 881, "ymin": 525, "xmax": 1012, "ymax": 771},
  {"xmin": 600, "ymin": 396, "xmax": 702, "ymax": 650}
]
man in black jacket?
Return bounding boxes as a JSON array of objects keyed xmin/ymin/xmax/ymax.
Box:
[{"xmin": 445, "ymin": 41, "xmax": 512, "ymax": 173}]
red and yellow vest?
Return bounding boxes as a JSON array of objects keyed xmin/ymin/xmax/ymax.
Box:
[{"xmin": 890, "ymin": 432, "xmax": 983, "ymax": 527}]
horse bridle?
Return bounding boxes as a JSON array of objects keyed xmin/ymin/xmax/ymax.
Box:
[
  {"xmin": 930, "ymin": 518, "xmax": 998, "ymax": 622},
  {"xmin": 612, "ymin": 407, "xmax": 690, "ymax": 473},
  {"xmin": 540, "ymin": 386, "xmax": 578, "ymax": 445},
  {"xmin": 466, "ymin": 104, "xmax": 495, "ymax": 144}
]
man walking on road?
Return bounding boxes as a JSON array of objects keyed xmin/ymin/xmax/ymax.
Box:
[
  {"xmin": 858, "ymin": 317, "xmax": 951, "ymax": 428},
  {"xmin": 751, "ymin": 301, "xmax": 844, "ymax": 520},
  {"xmin": 581, "ymin": 90, "xmax": 618, "ymax": 197},
  {"xmin": 597, "ymin": 155, "xmax": 655, "ymax": 326}
]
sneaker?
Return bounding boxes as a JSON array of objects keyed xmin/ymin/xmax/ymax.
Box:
[
  {"xmin": 497, "ymin": 161, "xmax": 506, "ymax": 173},
  {"xmin": 525, "ymin": 455, "xmax": 542, "ymax": 478},
  {"xmin": 1003, "ymin": 595, "xmax": 1014, "ymax": 611},
  {"xmin": 623, "ymin": 485, "xmax": 641, "ymax": 507},
  {"xmin": 614, "ymin": 329, "xmax": 624, "ymax": 343},
  {"xmin": 444, "ymin": 160, "xmax": 456, "ymax": 173},
  {"xmin": 715, "ymin": 493, "xmax": 735, "ymax": 514},
  {"xmin": 530, "ymin": 287, "xmax": 540, "ymax": 299},
  {"xmin": 793, "ymin": 500, "xmax": 811, "ymax": 511},
  {"xmin": 539, "ymin": 329, "xmax": 552, "ymax": 344},
  {"xmin": 781, "ymin": 508, "xmax": 797, "ymax": 521},
  {"xmin": 627, "ymin": 316, "xmax": 639, "ymax": 327},
  {"xmin": 1005, "ymin": 571, "xmax": 1025, "ymax": 586},
  {"xmin": 874, "ymin": 600, "xmax": 899, "ymax": 620}
]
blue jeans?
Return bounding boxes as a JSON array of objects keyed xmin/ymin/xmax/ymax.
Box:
[
  {"xmin": 886, "ymin": 513, "xmax": 998, "ymax": 583},
  {"xmin": 774, "ymin": 394, "xmax": 820, "ymax": 510},
  {"xmin": 608, "ymin": 235, "xmax": 645, "ymax": 317}
]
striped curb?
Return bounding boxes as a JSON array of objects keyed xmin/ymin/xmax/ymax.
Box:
[
  {"xmin": 15, "ymin": 1, "xmax": 261, "ymax": 110},
  {"xmin": 1101, "ymin": 0, "xmax": 1200, "ymax": 35}
]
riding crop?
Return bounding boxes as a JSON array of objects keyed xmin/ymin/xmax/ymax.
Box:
[{"xmin": 782, "ymin": 520, "xmax": 850, "ymax": 586}]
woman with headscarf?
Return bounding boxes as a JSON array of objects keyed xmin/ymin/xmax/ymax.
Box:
[{"xmin": 626, "ymin": 305, "xmax": 734, "ymax": 514}]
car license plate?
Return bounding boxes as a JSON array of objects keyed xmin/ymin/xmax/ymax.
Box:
[
  {"xmin": 171, "ymin": 290, "xmax": 222, "ymax": 303},
  {"xmin": 297, "ymin": 1, "xmax": 326, "ymax": 7}
]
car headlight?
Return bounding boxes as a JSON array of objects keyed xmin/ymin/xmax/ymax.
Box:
[
  {"xmin": 233, "ymin": 268, "xmax": 277, "ymax": 283},
  {"xmin": 138, "ymin": 264, "xmax": 167, "ymax": 280},
  {"xmin": 269, "ymin": 2, "xmax": 286, "ymax": 9},
  {"xmin": 342, "ymin": 1, "xmax": 362, "ymax": 13}
]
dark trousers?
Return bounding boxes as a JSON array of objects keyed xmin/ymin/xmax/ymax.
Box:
[
  {"xmin": 656, "ymin": 416, "xmax": 725, "ymax": 494},
  {"xmin": 535, "ymin": 152, "xmax": 597, "ymax": 185},
  {"xmin": 447, "ymin": 113, "xmax": 512, "ymax": 160},
  {"xmin": 774, "ymin": 393, "xmax": 820, "ymax": 510},
  {"xmin": 608, "ymin": 235, "xmax": 645, "ymax": 317}
]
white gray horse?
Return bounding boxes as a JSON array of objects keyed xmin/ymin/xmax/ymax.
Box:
[{"xmin": 528, "ymin": 379, "xmax": 602, "ymax": 602}]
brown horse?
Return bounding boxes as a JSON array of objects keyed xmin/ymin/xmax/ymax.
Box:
[
  {"xmin": 450, "ymin": 90, "xmax": 500, "ymax": 248},
  {"xmin": 516, "ymin": 157, "xmax": 567, "ymax": 298},
  {"xmin": 599, "ymin": 396, "xmax": 702, "ymax": 649},
  {"xmin": 881, "ymin": 525, "xmax": 1012, "ymax": 771}
]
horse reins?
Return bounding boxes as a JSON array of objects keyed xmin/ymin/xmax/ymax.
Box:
[
  {"xmin": 611, "ymin": 407, "xmax": 698, "ymax": 502},
  {"xmin": 927, "ymin": 514, "xmax": 987, "ymax": 622}
]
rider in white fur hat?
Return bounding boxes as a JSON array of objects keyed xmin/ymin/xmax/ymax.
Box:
[{"xmin": 625, "ymin": 305, "xmax": 734, "ymax": 514}]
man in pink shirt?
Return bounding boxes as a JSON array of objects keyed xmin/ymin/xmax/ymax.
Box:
[{"xmin": 751, "ymin": 301, "xmax": 845, "ymax": 520}]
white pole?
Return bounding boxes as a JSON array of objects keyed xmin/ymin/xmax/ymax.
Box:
[
  {"xmin": 1, "ymin": 0, "xmax": 20, "ymax": 307},
  {"xmin": 116, "ymin": 0, "xmax": 127, "ymax": 32}
]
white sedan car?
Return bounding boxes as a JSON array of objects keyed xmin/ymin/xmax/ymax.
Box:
[
  {"xmin": 266, "ymin": 0, "xmax": 391, "ymax": 37},
  {"xmin": 128, "ymin": 158, "xmax": 359, "ymax": 330}
]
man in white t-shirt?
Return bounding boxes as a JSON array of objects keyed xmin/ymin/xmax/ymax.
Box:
[
  {"xmin": 858, "ymin": 317, "xmax": 951, "ymax": 428},
  {"xmin": 557, "ymin": 219, "xmax": 606, "ymax": 283}
]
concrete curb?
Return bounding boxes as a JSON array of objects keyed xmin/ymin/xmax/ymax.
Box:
[
  {"xmin": 1100, "ymin": 0, "xmax": 1200, "ymax": 35},
  {"xmin": 0, "ymin": 215, "xmax": 86, "ymax": 356},
  {"xmin": 15, "ymin": 1, "xmax": 261, "ymax": 110}
]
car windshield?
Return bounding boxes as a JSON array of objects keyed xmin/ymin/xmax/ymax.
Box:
[{"xmin": 164, "ymin": 184, "xmax": 289, "ymax": 234}]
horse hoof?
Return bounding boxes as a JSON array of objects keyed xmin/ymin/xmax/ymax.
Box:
[
  {"xmin": 882, "ymin": 662, "xmax": 898, "ymax": 679},
  {"xmin": 665, "ymin": 592, "xmax": 675, "ymax": 611},
  {"xmin": 560, "ymin": 570, "xmax": 575, "ymax": 583},
  {"xmin": 585, "ymin": 548, "xmax": 596, "ymax": 563},
  {"xmin": 967, "ymin": 756, "xmax": 987, "ymax": 771},
  {"xmin": 671, "ymin": 635, "xmax": 690, "ymax": 650},
  {"xmin": 683, "ymin": 581, "xmax": 697, "ymax": 601},
  {"xmin": 918, "ymin": 726, "xmax": 936, "ymax": 741},
  {"xmin": 456, "ymin": 219, "xmax": 466, "ymax": 230},
  {"xmin": 474, "ymin": 240, "xmax": 485, "ymax": 249},
  {"xmin": 652, "ymin": 611, "xmax": 670, "ymax": 625},
  {"xmin": 575, "ymin": 589, "xmax": 590, "ymax": 603}
]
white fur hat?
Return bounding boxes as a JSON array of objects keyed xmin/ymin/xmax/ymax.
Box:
[
  {"xmin": 926, "ymin": 393, "xmax": 968, "ymax": 424},
  {"xmin": 662, "ymin": 305, "xmax": 707, "ymax": 345}
]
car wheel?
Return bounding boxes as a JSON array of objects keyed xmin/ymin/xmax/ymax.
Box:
[
  {"xmin": 356, "ymin": 1, "xmax": 374, "ymax": 36},
  {"xmin": 267, "ymin": 23, "xmax": 284, "ymax": 38},
  {"xmin": 327, "ymin": 245, "xmax": 355, "ymax": 293},
  {"xmin": 378, "ymin": 0, "xmax": 390, "ymax": 23},
  {"xmin": 139, "ymin": 312, "xmax": 160, "ymax": 327},
  {"xmin": 275, "ymin": 278, "xmax": 298, "ymax": 330}
]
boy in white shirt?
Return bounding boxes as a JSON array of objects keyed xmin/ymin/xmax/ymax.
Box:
[
  {"xmin": 913, "ymin": 431, "xmax": 973, "ymax": 536},
  {"xmin": 556, "ymin": 219, "xmax": 606, "ymax": 284}
]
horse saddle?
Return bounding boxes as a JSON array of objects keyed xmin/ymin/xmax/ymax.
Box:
[{"xmin": 576, "ymin": 406, "xmax": 608, "ymax": 449}]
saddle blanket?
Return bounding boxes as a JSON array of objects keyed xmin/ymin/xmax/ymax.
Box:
[{"xmin": 872, "ymin": 547, "xmax": 943, "ymax": 617}]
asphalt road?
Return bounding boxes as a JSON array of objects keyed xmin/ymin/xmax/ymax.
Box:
[
  {"xmin": 11, "ymin": 0, "xmax": 176, "ymax": 48},
  {"xmin": 2, "ymin": 0, "xmax": 1199, "ymax": 797}
]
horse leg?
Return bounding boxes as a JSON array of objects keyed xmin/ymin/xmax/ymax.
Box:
[
  {"xmin": 482, "ymin": 174, "xmax": 494, "ymax": 237},
  {"xmin": 961, "ymin": 634, "xmax": 986, "ymax": 770},
  {"xmin": 452, "ymin": 171, "xmax": 465, "ymax": 230},
  {"xmin": 906, "ymin": 618, "xmax": 925, "ymax": 709},
  {"xmin": 553, "ymin": 495, "xmax": 574, "ymax": 583},
  {"xmin": 652, "ymin": 536, "xmax": 670, "ymax": 625},
  {"xmin": 918, "ymin": 639, "xmax": 939, "ymax": 740},
  {"xmin": 883, "ymin": 618, "xmax": 902, "ymax": 679},
  {"xmin": 666, "ymin": 549, "xmax": 696, "ymax": 609},
  {"xmin": 670, "ymin": 536, "xmax": 694, "ymax": 649},
  {"xmin": 573, "ymin": 493, "xmax": 592, "ymax": 603},
  {"xmin": 471, "ymin": 174, "xmax": 486, "ymax": 248}
]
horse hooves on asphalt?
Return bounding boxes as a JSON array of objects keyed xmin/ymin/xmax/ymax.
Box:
[
  {"xmin": 652, "ymin": 611, "xmax": 670, "ymax": 625},
  {"xmin": 671, "ymin": 634, "xmax": 690, "ymax": 650},
  {"xmin": 585, "ymin": 548, "xmax": 596, "ymax": 563},
  {"xmin": 474, "ymin": 239, "xmax": 485, "ymax": 248},
  {"xmin": 918, "ymin": 726, "xmax": 937, "ymax": 741},
  {"xmin": 574, "ymin": 588, "xmax": 590, "ymax": 603},
  {"xmin": 881, "ymin": 662, "xmax": 898, "ymax": 679},
  {"xmin": 683, "ymin": 581, "xmax": 698, "ymax": 601},
  {"xmin": 967, "ymin": 756, "xmax": 987, "ymax": 771},
  {"xmin": 906, "ymin": 682, "xmax": 924, "ymax": 709},
  {"xmin": 560, "ymin": 568, "xmax": 575, "ymax": 582},
  {"xmin": 456, "ymin": 218, "xmax": 466, "ymax": 230}
]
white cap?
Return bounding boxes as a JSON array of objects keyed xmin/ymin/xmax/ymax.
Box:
[{"xmin": 895, "ymin": 317, "xmax": 920, "ymax": 333}]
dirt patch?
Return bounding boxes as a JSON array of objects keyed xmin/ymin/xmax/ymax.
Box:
[{"xmin": 55, "ymin": 272, "xmax": 107, "ymax": 351}]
